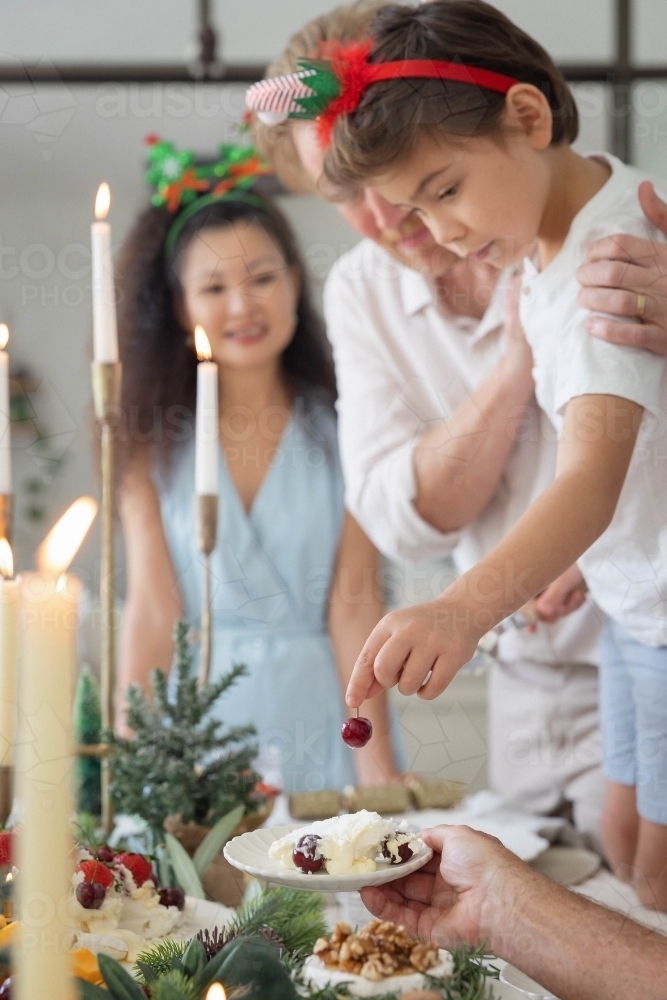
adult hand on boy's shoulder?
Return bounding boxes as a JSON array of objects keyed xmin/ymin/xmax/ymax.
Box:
[
  {"xmin": 577, "ymin": 181, "xmax": 667, "ymax": 356},
  {"xmin": 345, "ymin": 598, "xmax": 482, "ymax": 707}
]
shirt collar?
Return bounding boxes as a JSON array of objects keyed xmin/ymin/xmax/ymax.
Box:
[{"xmin": 398, "ymin": 258, "xmax": 507, "ymax": 345}]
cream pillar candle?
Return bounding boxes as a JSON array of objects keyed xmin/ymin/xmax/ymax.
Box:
[
  {"xmin": 194, "ymin": 325, "xmax": 219, "ymax": 496},
  {"xmin": 0, "ymin": 325, "xmax": 12, "ymax": 495},
  {"xmin": 14, "ymin": 497, "xmax": 97, "ymax": 1000},
  {"xmin": 0, "ymin": 539, "xmax": 18, "ymax": 767},
  {"xmin": 91, "ymin": 183, "xmax": 119, "ymax": 364}
]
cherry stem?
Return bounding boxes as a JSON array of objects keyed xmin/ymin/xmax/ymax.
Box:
[{"xmin": 356, "ymin": 706, "xmax": 359, "ymax": 718}]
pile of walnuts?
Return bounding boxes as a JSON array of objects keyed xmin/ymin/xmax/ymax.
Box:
[{"xmin": 313, "ymin": 919, "xmax": 440, "ymax": 982}]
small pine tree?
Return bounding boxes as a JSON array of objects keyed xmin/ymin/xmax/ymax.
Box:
[
  {"xmin": 73, "ymin": 665, "xmax": 102, "ymax": 816},
  {"xmin": 109, "ymin": 621, "xmax": 265, "ymax": 830}
]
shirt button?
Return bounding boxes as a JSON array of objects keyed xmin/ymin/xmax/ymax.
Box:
[{"xmin": 522, "ymin": 286, "xmax": 531, "ymax": 296}]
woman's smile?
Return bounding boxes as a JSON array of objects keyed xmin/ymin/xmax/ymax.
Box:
[{"xmin": 223, "ymin": 323, "xmax": 268, "ymax": 345}]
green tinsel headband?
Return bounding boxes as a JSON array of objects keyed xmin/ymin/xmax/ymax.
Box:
[{"xmin": 144, "ymin": 135, "xmax": 273, "ymax": 257}]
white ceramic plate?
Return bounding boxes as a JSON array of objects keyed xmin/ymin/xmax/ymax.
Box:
[
  {"xmin": 223, "ymin": 824, "xmax": 433, "ymax": 892},
  {"xmin": 530, "ymin": 846, "xmax": 601, "ymax": 887},
  {"xmin": 499, "ymin": 964, "xmax": 559, "ymax": 999}
]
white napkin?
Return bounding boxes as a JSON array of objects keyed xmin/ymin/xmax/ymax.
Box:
[{"xmin": 403, "ymin": 790, "xmax": 565, "ymax": 861}]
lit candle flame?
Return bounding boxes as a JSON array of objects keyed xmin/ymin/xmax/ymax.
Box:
[
  {"xmin": 0, "ymin": 325, "xmax": 8, "ymax": 351},
  {"xmin": 95, "ymin": 182, "xmax": 111, "ymax": 221},
  {"xmin": 205, "ymin": 986, "xmax": 226, "ymax": 1000},
  {"xmin": 36, "ymin": 496, "xmax": 98, "ymax": 577},
  {"xmin": 0, "ymin": 538, "xmax": 13, "ymax": 580},
  {"xmin": 5, "ymin": 872, "xmax": 12, "ymax": 884},
  {"xmin": 195, "ymin": 325, "xmax": 212, "ymax": 361}
]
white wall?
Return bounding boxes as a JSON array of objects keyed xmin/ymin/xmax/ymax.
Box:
[{"xmin": 0, "ymin": 0, "xmax": 615, "ymax": 65}]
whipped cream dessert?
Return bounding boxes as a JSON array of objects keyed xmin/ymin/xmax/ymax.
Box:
[
  {"xmin": 269, "ymin": 811, "xmax": 422, "ymax": 876},
  {"xmin": 69, "ymin": 928, "xmax": 146, "ymax": 964},
  {"xmin": 70, "ymin": 861, "xmax": 123, "ymax": 934},
  {"xmin": 116, "ymin": 859, "xmax": 188, "ymax": 940}
]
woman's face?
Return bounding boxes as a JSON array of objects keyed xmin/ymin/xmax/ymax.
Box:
[{"xmin": 178, "ymin": 219, "xmax": 300, "ymax": 372}]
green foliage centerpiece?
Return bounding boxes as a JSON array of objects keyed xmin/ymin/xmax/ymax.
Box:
[{"xmin": 109, "ymin": 621, "xmax": 266, "ymax": 835}]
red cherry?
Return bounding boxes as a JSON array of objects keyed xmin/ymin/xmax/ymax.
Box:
[
  {"xmin": 95, "ymin": 845, "xmax": 115, "ymax": 863},
  {"xmin": 159, "ymin": 887, "xmax": 185, "ymax": 910},
  {"xmin": 341, "ymin": 716, "xmax": 373, "ymax": 748},
  {"xmin": 292, "ymin": 834, "xmax": 324, "ymax": 874},
  {"xmin": 76, "ymin": 881, "xmax": 106, "ymax": 910},
  {"xmin": 0, "ymin": 975, "xmax": 11, "ymax": 997}
]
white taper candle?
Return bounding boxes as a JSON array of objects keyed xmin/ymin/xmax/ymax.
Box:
[
  {"xmin": 194, "ymin": 326, "xmax": 219, "ymax": 496},
  {"xmin": 91, "ymin": 183, "xmax": 119, "ymax": 364},
  {"xmin": 0, "ymin": 540, "xmax": 17, "ymax": 767}
]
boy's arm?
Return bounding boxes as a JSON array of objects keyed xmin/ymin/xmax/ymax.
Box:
[{"xmin": 346, "ymin": 392, "xmax": 643, "ymax": 707}]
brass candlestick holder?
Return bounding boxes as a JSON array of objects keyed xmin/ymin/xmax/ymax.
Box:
[
  {"xmin": 0, "ymin": 492, "xmax": 13, "ymax": 825},
  {"xmin": 196, "ymin": 494, "xmax": 218, "ymax": 688},
  {"xmin": 0, "ymin": 494, "xmax": 13, "ymax": 545},
  {"xmin": 92, "ymin": 360, "xmax": 121, "ymax": 835}
]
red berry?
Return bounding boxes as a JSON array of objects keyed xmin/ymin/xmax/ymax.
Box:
[
  {"xmin": 293, "ymin": 834, "xmax": 324, "ymax": 874},
  {"xmin": 95, "ymin": 845, "xmax": 115, "ymax": 863},
  {"xmin": 0, "ymin": 832, "xmax": 13, "ymax": 868},
  {"xmin": 115, "ymin": 853, "xmax": 154, "ymax": 887},
  {"xmin": 158, "ymin": 887, "xmax": 185, "ymax": 910},
  {"xmin": 76, "ymin": 860, "xmax": 114, "ymax": 890},
  {"xmin": 341, "ymin": 716, "xmax": 373, "ymax": 748},
  {"xmin": 76, "ymin": 881, "xmax": 106, "ymax": 910}
]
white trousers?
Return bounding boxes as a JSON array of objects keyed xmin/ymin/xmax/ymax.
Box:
[{"xmin": 488, "ymin": 658, "xmax": 604, "ymax": 849}]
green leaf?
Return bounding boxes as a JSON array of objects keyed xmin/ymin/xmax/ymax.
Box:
[
  {"xmin": 197, "ymin": 936, "xmax": 297, "ymax": 999},
  {"xmin": 77, "ymin": 980, "xmax": 109, "ymax": 1000},
  {"xmin": 165, "ymin": 833, "xmax": 205, "ymax": 899},
  {"xmin": 193, "ymin": 803, "xmax": 245, "ymax": 876},
  {"xmin": 180, "ymin": 937, "xmax": 206, "ymax": 978},
  {"xmin": 98, "ymin": 953, "xmax": 148, "ymax": 1000},
  {"xmin": 135, "ymin": 960, "xmax": 158, "ymax": 984}
]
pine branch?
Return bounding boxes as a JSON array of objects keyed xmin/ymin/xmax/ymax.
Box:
[
  {"xmin": 231, "ymin": 886, "xmax": 327, "ymax": 956},
  {"xmin": 134, "ymin": 940, "xmax": 187, "ymax": 985},
  {"xmin": 110, "ymin": 621, "xmax": 265, "ymax": 830}
]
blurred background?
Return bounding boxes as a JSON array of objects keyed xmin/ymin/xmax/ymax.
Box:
[{"xmin": 0, "ymin": 0, "xmax": 666, "ymax": 787}]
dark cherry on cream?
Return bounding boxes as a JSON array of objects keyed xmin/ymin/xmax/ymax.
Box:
[{"xmin": 292, "ymin": 834, "xmax": 324, "ymax": 874}]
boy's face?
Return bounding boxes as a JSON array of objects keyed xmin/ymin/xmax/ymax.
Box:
[
  {"xmin": 369, "ymin": 129, "xmax": 551, "ymax": 270},
  {"xmin": 292, "ymin": 121, "xmax": 461, "ymax": 277}
]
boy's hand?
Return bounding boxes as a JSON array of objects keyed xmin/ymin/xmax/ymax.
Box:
[{"xmin": 345, "ymin": 599, "xmax": 482, "ymax": 707}]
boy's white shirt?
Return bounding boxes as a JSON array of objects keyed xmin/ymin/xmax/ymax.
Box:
[
  {"xmin": 520, "ymin": 152, "xmax": 667, "ymax": 646},
  {"xmin": 323, "ymin": 238, "xmax": 601, "ymax": 668}
]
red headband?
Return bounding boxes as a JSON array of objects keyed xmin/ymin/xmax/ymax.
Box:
[{"xmin": 246, "ymin": 39, "xmax": 519, "ymax": 146}]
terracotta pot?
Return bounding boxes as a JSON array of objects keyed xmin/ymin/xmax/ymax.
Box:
[{"xmin": 163, "ymin": 797, "xmax": 275, "ymax": 908}]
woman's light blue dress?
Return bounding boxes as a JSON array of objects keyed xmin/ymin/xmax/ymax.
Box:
[{"xmin": 153, "ymin": 395, "xmax": 357, "ymax": 792}]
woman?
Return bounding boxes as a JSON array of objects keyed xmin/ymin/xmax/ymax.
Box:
[{"xmin": 115, "ymin": 140, "xmax": 403, "ymax": 792}]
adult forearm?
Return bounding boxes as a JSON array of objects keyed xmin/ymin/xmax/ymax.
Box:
[
  {"xmin": 447, "ymin": 466, "xmax": 617, "ymax": 637},
  {"xmin": 488, "ymin": 866, "xmax": 667, "ymax": 1000},
  {"xmin": 413, "ymin": 356, "xmax": 534, "ymax": 533}
]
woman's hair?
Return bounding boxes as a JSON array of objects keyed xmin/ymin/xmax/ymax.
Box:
[
  {"xmin": 324, "ymin": 0, "xmax": 579, "ymax": 195},
  {"xmin": 115, "ymin": 195, "xmax": 335, "ymax": 476},
  {"xmin": 254, "ymin": 0, "xmax": 388, "ymax": 192}
]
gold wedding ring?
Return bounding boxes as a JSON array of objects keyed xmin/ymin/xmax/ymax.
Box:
[{"xmin": 636, "ymin": 291, "xmax": 647, "ymax": 319}]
